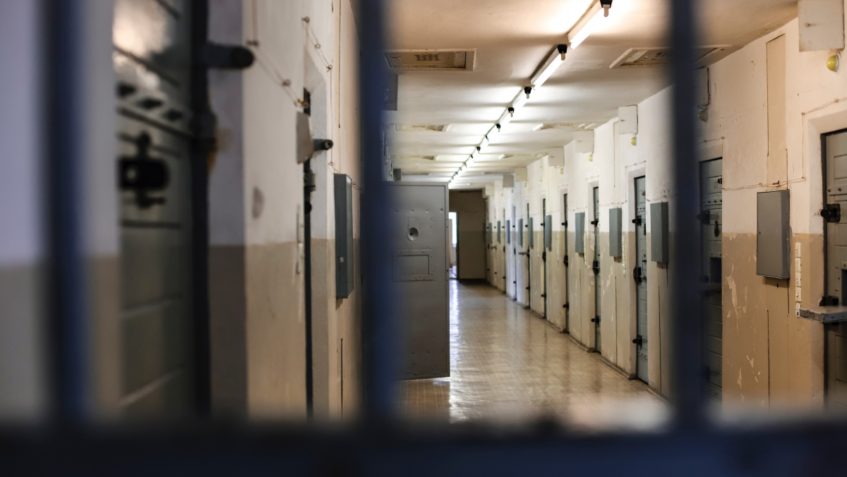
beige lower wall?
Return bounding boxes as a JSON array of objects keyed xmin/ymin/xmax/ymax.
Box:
[{"xmin": 723, "ymin": 233, "xmax": 824, "ymax": 408}]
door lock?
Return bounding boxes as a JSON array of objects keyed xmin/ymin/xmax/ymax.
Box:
[{"xmin": 119, "ymin": 132, "xmax": 168, "ymax": 209}]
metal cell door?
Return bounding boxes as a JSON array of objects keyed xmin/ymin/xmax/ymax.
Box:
[
  {"xmin": 114, "ymin": 0, "xmax": 198, "ymax": 415},
  {"xmin": 700, "ymin": 159, "xmax": 723, "ymax": 399},
  {"xmin": 391, "ymin": 183, "xmax": 449, "ymax": 379},
  {"xmin": 824, "ymin": 131, "xmax": 847, "ymax": 407},
  {"xmin": 526, "ymin": 203, "xmax": 532, "ymax": 304},
  {"xmin": 634, "ymin": 177, "xmax": 648, "ymax": 382},
  {"xmin": 563, "ymin": 194, "xmax": 570, "ymax": 332},
  {"xmin": 542, "ymin": 198, "xmax": 549, "ymax": 318},
  {"xmin": 592, "ymin": 187, "xmax": 601, "ymax": 351}
]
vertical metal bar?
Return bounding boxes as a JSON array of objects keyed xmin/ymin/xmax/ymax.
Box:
[
  {"xmin": 358, "ymin": 0, "xmax": 396, "ymax": 420},
  {"xmin": 43, "ymin": 0, "xmax": 90, "ymax": 424},
  {"xmin": 190, "ymin": 0, "xmax": 213, "ymax": 418},
  {"xmin": 669, "ymin": 0, "xmax": 705, "ymax": 427}
]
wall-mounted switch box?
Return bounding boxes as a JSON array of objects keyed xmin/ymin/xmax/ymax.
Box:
[
  {"xmin": 757, "ymin": 190, "xmax": 790, "ymax": 279},
  {"xmin": 575, "ymin": 212, "xmax": 586, "ymax": 254},
  {"xmin": 528, "ymin": 217, "xmax": 534, "ymax": 249},
  {"xmin": 609, "ymin": 207, "xmax": 623, "ymax": 258},
  {"xmin": 651, "ymin": 202, "xmax": 669, "ymax": 264},
  {"xmin": 544, "ymin": 215, "xmax": 553, "ymax": 251},
  {"xmin": 518, "ymin": 219, "xmax": 524, "ymax": 247},
  {"xmin": 334, "ymin": 174, "xmax": 354, "ymax": 299}
]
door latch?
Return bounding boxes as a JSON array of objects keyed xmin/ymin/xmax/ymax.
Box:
[
  {"xmin": 821, "ymin": 204, "xmax": 841, "ymax": 223},
  {"xmin": 119, "ymin": 132, "xmax": 168, "ymax": 209}
]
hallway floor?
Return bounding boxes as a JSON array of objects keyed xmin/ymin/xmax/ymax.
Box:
[{"xmin": 401, "ymin": 281, "xmax": 667, "ymax": 430}]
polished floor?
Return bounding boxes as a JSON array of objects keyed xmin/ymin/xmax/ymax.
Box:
[{"xmin": 401, "ymin": 281, "xmax": 666, "ymax": 430}]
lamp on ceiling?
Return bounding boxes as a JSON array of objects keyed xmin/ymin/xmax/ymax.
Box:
[
  {"xmin": 568, "ymin": 0, "xmax": 613, "ymax": 50},
  {"xmin": 531, "ymin": 44, "xmax": 568, "ymax": 88}
]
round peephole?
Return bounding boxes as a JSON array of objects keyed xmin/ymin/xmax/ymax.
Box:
[{"xmin": 408, "ymin": 227, "xmax": 419, "ymax": 240}]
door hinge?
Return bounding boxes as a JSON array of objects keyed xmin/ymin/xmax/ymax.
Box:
[
  {"xmin": 632, "ymin": 216, "xmax": 643, "ymax": 226},
  {"xmin": 591, "ymin": 316, "xmax": 600, "ymax": 323},
  {"xmin": 592, "ymin": 260, "xmax": 600, "ymax": 274},
  {"xmin": 591, "ymin": 219, "xmax": 599, "ymax": 226},
  {"xmin": 821, "ymin": 204, "xmax": 841, "ymax": 223},
  {"xmin": 632, "ymin": 335, "xmax": 644, "ymax": 346},
  {"xmin": 564, "ymin": 254, "xmax": 569, "ymax": 267},
  {"xmin": 563, "ymin": 303, "xmax": 570, "ymax": 310},
  {"xmin": 633, "ymin": 266, "xmax": 644, "ymax": 283}
]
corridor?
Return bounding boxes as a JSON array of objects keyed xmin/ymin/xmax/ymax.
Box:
[{"xmin": 402, "ymin": 281, "xmax": 664, "ymax": 429}]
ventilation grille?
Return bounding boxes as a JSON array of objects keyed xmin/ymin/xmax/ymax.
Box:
[
  {"xmin": 610, "ymin": 46, "xmax": 729, "ymax": 68},
  {"xmin": 385, "ymin": 49, "xmax": 476, "ymax": 71},
  {"xmin": 395, "ymin": 124, "xmax": 452, "ymax": 133}
]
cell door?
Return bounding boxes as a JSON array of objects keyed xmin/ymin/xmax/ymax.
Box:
[
  {"xmin": 592, "ymin": 187, "xmax": 601, "ymax": 351},
  {"xmin": 542, "ymin": 198, "xmax": 548, "ymax": 318},
  {"xmin": 114, "ymin": 0, "xmax": 198, "ymax": 415},
  {"xmin": 634, "ymin": 177, "xmax": 648, "ymax": 382},
  {"xmin": 526, "ymin": 203, "xmax": 532, "ymax": 302},
  {"xmin": 391, "ymin": 183, "xmax": 449, "ymax": 379},
  {"xmin": 700, "ymin": 159, "xmax": 723, "ymax": 399},
  {"xmin": 824, "ymin": 131, "xmax": 847, "ymax": 407},
  {"xmin": 563, "ymin": 194, "xmax": 570, "ymax": 332}
]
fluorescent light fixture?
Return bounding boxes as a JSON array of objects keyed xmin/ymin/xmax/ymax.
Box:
[
  {"xmin": 568, "ymin": 1, "xmax": 611, "ymax": 50},
  {"xmin": 479, "ymin": 135, "xmax": 490, "ymax": 153},
  {"xmin": 497, "ymin": 107, "xmax": 515, "ymax": 131},
  {"xmin": 531, "ymin": 44, "xmax": 568, "ymax": 88},
  {"xmin": 511, "ymin": 86, "xmax": 532, "ymax": 110}
]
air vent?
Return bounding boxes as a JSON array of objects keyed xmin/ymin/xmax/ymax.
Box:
[
  {"xmin": 385, "ymin": 49, "xmax": 476, "ymax": 72},
  {"xmin": 395, "ymin": 124, "xmax": 452, "ymax": 133},
  {"xmin": 610, "ymin": 46, "xmax": 729, "ymax": 69}
]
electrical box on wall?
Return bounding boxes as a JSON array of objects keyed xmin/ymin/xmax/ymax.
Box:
[
  {"xmin": 518, "ymin": 218, "xmax": 524, "ymax": 247},
  {"xmin": 575, "ymin": 212, "xmax": 586, "ymax": 254},
  {"xmin": 609, "ymin": 207, "xmax": 623, "ymax": 258},
  {"xmin": 545, "ymin": 215, "xmax": 553, "ymax": 251},
  {"xmin": 651, "ymin": 202, "xmax": 669, "ymax": 264},
  {"xmin": 757, "ymin": 190, "xmax": 791, "ymax": 279},
  {"xmin": 334, "ymin": 174, "xmax": 354, "ymax": 299},
  {"xmin": 528, "ymin": 217, "xmax": 534, "ymax": 249}
]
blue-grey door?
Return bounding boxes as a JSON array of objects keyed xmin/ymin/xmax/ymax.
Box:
[
  {"xmin": 563, "ymin": 194, "xmax": 569, "ymax": 332},
  {"xmin": 593, "ymin": 187, "xmax": 601, "ymax": 351},
  {"xmin": 634, "ymin": 177, "xmax": 648, "ymax": 382},
  {"xmin": 700, "ymin": 158, "xmax": 723, "ymax": 399},
  {"xmin": 114, "ymin": 0, "xmax": 197, "ymax": 416},
  {"xmin": 824, "ymin": 131, "xmax": 847, "ymax": 407}
]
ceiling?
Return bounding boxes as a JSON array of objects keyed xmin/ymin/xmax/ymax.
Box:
[{"xmin": 385, "ymin": 0, "xmax": 797, "ymax": 189}]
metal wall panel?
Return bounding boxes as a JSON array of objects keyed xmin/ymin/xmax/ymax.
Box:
[
  {"xmin": 609, "ymin": 208, "xmax": 622, "ymax": 258},
  {"xmin": 334, "ymin": 174, "xmax": 354, "ymax": 298},
  {"xmin": 650, "ymin": 202, "xmax": 669, "ymax": 264},
  {"xmin": 756, "ymin": 190, "xmax": 790, "ymax": 279},
  {"xmin": 390, "ymin": 183, "xmax": 449, "ymax": 380},
  {"xmin": 575, "ymin": 212, "xmax": 586, "ymax": 254}
]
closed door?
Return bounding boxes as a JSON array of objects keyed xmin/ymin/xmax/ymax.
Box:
[
  {"xmin": 634, "ymin": 177, "xmax": 648, "ymax": 382},
  {"xmin": 700, "ymin": 159, "xmax": 723, "ymax": 399},
  {"xmin": 593, "ymin": 187, "xmax": 601, "ymax": 351},
  {"xmin": 391, "ymin": 183, "xmax": 449, "ymax": 379},
  {"xmin": 114, "ymin": 0, "xmax": 197, "ymax": 415},
  {"xmin": 563, "ymin": 194, "xmax": 569, "ymax": 332},
  {"xmin": 526, "ymin": 203, "xmax": 532, "ymax": 303},
  {"xmin": 824, "ymin": 131, "xmax": 847, "ymax": 406},
  {"xmin": 542, "ymin": 198, "xmax": 548, "ymax": 318}
]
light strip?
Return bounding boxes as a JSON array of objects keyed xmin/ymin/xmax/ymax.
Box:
[
  {"xmin": 568, "ymin": 1, "xmax": 609, "ymax": 50},
  {"xmin": 530, "ymin": 44, "xmax": 568, "ymax": 88}
]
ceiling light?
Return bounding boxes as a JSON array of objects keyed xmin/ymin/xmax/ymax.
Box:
[
  {"xmin": 479, "ymin": 135, "xmax": 490, "ymax": 153},
  {"xmin": 568, "ymin": 0, "xmax": 613, "ymax": 50},
  {"xmin": 511, "ymin": 86, "xmax": 532, "ymax": 109},
  {"xmin": 531, "ymin": 44, "xmax": 568, "ymax": 88}
]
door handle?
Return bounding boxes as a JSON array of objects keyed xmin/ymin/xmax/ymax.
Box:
[{"xmin": 119, "ymin": 132, "xmax": 168, "ymax": 209}]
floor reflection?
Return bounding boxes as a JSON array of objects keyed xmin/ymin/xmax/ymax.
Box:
[{"xmin": 401, "ymin": 281, "xmax": 667, "ymax": 430}]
